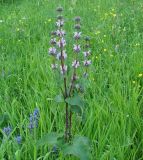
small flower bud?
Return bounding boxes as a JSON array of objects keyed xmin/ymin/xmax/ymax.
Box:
[
  {"xmin": 85, "ymin": 36, "xmax": 90, "ymax": 41},
  {"xmin": 85, "ymin": 44, "xmax": 90, "ymax": 48},
  {"xmin": 73, "ymin": 44, "xmax": 81, "ymax": 53},
  {"xmin": 57, "ymin": 15, "xmax": 63, "ymax": 20},
  {"xmin": 72, "ymin": 60, "xmax": 80, "ymax": 68},
  {"xmin": 56, "ymin": 7, "xmax": 63, "ymax": 12},
  {"xmin": 74, "ymin": 24, "xmax": 81, "ymax": 30},
  {"xmin": 74, "ymin": 16, "xmax": 81, "ymax": 22}
]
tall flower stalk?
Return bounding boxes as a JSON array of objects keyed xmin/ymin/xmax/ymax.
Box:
[{"xmin": 48, "ymin": 7, "xmax": 91, "ymax": 142}]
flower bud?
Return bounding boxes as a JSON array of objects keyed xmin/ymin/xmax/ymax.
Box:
[
  {"xmin": 74, "ymin": 24, "xmax": 81, "ymax": 30},
  {"xmin": 74, "ymin": 16, "xmax": 81, "ymax": 22},
  {"xmin": 56, "ymin": 7, "xmax": 63, "ymax": 12}
]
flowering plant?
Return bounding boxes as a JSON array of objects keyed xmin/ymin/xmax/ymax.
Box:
[{"xmin": 48, "ymin": 7, "xmax": 91, "ymax": 142}]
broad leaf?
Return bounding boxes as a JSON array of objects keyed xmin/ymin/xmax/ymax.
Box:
[
  {"xmin": 63, "ymin": 136, "xmax": 90, "ymax": 160},
  {"xmin": 65, "ymin": 95, "xmax": 85, "ymax": 114},
  {"xmin": 37, "ymin": 132, "xmax": 63, "ymax": 147}
]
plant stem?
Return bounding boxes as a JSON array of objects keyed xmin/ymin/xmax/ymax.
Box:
[{"xmin": 59, "ymin": 40, "xmax": 69, "ymax": 142}]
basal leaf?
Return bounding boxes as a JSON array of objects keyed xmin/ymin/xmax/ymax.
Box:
[
  {"xmin": 63, "ymin": 136, "xmax": 90, "ymax": 160},
  {"xmin": 37, "ymin": 132, "xmax": 63, "ymax": 147}
]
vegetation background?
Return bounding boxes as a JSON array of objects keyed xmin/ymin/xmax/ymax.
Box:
[{"xmin": 0, "ymin": 0, "xmax": 143, "ymax": 159}]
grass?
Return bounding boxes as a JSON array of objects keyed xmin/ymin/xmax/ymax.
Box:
[{"xmin": 0, "ymin": 0, "xmax": 143, "ymax": 159}]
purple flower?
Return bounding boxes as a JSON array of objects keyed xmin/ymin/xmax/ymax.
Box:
[
  {"xmin": 60, "ymin": 65, "xmax": 67, "ymax": 75},
  {"xmin": 56, "ymin": 20, "xmax": 64, "ymax": 27},
  {"xmin": 83, "ymin": 60, "xmax": 91, "ymax": 66},
  {"xmin": 74, "ymin": 32, "xmax": 81, "ymax": 40},
  {"xmin": 51, "ymin": 63, "xmax": 58, "ymax": 69},
  {"xmin": 50, "ymin": 38, "xmax": 56, "ymax": 45},
  {"xmin": 28, "ymin": 108, "xmax": 40, "ymax": 131},
  {"xmin": 33, "ymin": 108, "xmax": 39, "ymax": 118},
  {"xmin": 3, "ymin": 126, "xmax": 12, "ymax": 136},
  {"xmin": 72, "ymin": 60, "xmax": 80, "ymax": 68},
  {"xmin": 49, "ymin": 47, "xmax": 57, "ymax": 56},
  {"xmin": 15, "ymin": 136, "xmax": 22, "ymax": 144},
  {"xmin": 57, "ymin": 50, "xmax": 67, "ymax": 60},
  {"xmin": 56, "ymin": 29, "xmax": 66, "ymax": 37},
  {"xmin": 73, "ymin": 44, "xmax": 81, "ymax": 53},
  {"xmin": 83, "ymin": 51, "xmax": 91, "ymax": 57},
  {"xmin": 57, "ymin": 38, "xmax": 66, "ymax": 48}
]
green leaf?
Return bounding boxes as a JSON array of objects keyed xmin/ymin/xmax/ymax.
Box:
[
  {"xmin": 37, "ymin": 132, "xmax": 63, "ymax": 147},
  {"xmin": 65, "ymin": 95, "xmax": 85, "ymax": 114},
  {"xmin": 63, "ymin": 136, "xmax": 90, "ymax": 160},
  {"xmin": 65, "ymin": 95, "xmax": 84, "ymax": 107},
  {"xmin": 54, "ymin": 95, "xmax": 64, "ymax": 103}
]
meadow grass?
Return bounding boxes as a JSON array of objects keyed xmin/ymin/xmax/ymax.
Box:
[{"xmin": 0, "ymin": 0, "xmax": 143, "ymax": 159}]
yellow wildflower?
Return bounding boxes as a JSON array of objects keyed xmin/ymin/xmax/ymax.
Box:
[
  {"xmin": 138, "ymin": 73, "xmax": 143, "ymax": 77},
  {"xmin": 48, "ymin": 19, "xmax": 51, "ymax": 22}
]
